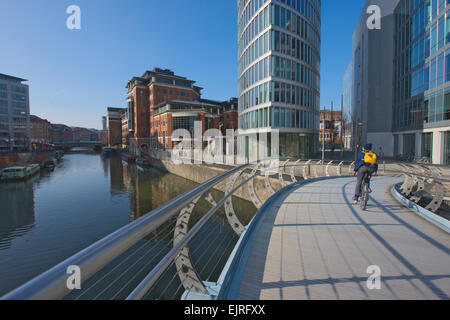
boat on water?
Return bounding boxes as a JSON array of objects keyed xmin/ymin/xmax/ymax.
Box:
[
  {"xmin": 44, "ymin": 160, "xmax": 56, "ymax": 171},
  {"xmin": 136, "ymin": 157, "xmax": 150, "ymax": 167},
  {"xmin": 54, "ymin": 151, "xmax": 64, "ymax": 161},
  {"xmin": 103, "ymin": 148, "xmax": 115, "ymax": 156},
  {"xmin": 121, "ymin": 153, "xmax": 136, "ymax": 163},
  {"xmin": 0, "ymin": 164, "xmax": 40, "ymax": 181}
]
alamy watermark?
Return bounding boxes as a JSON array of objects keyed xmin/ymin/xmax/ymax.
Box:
[
  {"xmin": 66, "ymin": 5, "xmax": 81, "ymax": 30},
  {"xmin": 366, "ymin": 5, "xmax": 381, "ymax": 30},
  {"xmin": 66, "ymin": 265, "xmax": 81, "ymax": 290},
  {"xmin": 366, "ymin": 265, "xmax": 382, "ymax": 290},
  {"xmin": 170, "ymin": 121, "xmax": 280, "ymax": 173}
]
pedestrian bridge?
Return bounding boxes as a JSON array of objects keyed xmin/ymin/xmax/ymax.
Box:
[
  {"xmin": 53, "ymin": 141, "xmax": 103, "ymax": 151},
  {"xmin": 1, "ymin": 160, "xmax": 449, "ymax": 300},
  {"xmin": 219, "ymin": 176, "xmax": 450, "ymax": 300}
]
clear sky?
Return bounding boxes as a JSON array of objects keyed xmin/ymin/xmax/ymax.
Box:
[{"xmin": 0, "ymin": 0, "xmax": 365, "ymax": 129}]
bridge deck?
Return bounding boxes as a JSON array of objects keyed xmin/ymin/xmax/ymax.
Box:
[{"xmin": 233, "ymin": 176, "xmax": 450, "ymax": 300}]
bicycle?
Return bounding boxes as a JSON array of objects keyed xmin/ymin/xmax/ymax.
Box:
[{"xmin": 359, "ymin": 180, "xmax": 370, "ymax": 211}]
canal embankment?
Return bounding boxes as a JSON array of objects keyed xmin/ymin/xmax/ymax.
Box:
[
  {"xmin": 147, "ymin": 150, "xmax": 282, "ymax": 202},
  {"xmin": 0, "ymin": 151, "xmax": 55, "ymax": 169}
]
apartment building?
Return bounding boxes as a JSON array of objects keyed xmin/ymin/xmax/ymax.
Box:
[
  {"xmin": 237, "ymin": 0, "xmax": 321, "ymax": 159},
  {"xmin": 0, "ymin": 73, "xmax": 31, "ymax": 152}
]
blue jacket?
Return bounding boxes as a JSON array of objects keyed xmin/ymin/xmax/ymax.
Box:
[{"xmin": 354, "ymin": 151, "xmax": 379, "ymax": 172}]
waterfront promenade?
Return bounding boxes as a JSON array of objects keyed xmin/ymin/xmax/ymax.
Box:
[{"xmin": 226, "ymin": 176, "xmax": 450, "ymax": 300}]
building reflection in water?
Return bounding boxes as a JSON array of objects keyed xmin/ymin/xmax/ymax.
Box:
[
  {"xmin": 0, "ymin": 176, "xmax": 36, "ymax": 250},
  {"xmin": 107, "ymin": 156, "xmax": 256, "ymax": 229}
]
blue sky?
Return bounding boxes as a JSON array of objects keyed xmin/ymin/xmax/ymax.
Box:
[{"xmin": 0, "ymin": 0, "xmax": 365, "ymax": 129}]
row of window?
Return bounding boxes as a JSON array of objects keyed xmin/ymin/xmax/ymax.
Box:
[
  {"xmin": 410, "ymin": 0, "xmax": 448, "ymax": 41},
  {"xmin": 425, "ymin": 87, "xmax": 450, "ymax": 122},
  {"xmin": 0, "ymin": 100, "xmax": 27, "ymax": 108},
  {"xmin": 393, "ymin": 86, "xmax": 450, "ymax": 128},
  {"xmin": 156, "ymin": 87, "xmax": 191, "ymax": 98},
  {"xmin": 239, "ymin": 80, "xmax": 319, "ymax": 111},
  {"xmin": 271, "ymin": 30, "xmax": 319, "ymax": 73},
  {"xmin": 402, "ymin": 48, "xmax": 450, "ymax": 99},
  {"xmin": 238, "ymin": 1, "xmax": 320, "ymax": 59},
  {"xmin": 239, "ymin": 30, "xmax": 319, "ymax": 86},
  {"xmin": 408, "ymin": 15, "xmax": 449, "ymax": 71},
  {"xmin": 0, "ymin": 92, "xmax": 26, "ymax": 101},
  {"xmin": 0, "ymin": 109, "xmax": 26, "ymax": 117},
  {"xmin": 269, "ymin": 3, "xmax": 319, "ymax": 49},
  {"xmin": 239, "ymin": 106, "xmax": 318, "ymax": 130},
  {"xmin": 0, "ymin": 83, "xmax": 25, "ymax": 93},
  {"xmin": 239, "ymin": 31, "xmax": 270, "ymax": 75},
  {"xmin": 239, "ymin": 55, "xmax": 319, "ymax": 95}
]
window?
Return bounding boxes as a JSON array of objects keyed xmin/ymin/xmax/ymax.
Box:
[
  {"xmin": 12, "ymin": 110, "xmax": 26, "ymax": 116},
  {"xmin": 437, "ymin": 53, "xmax": 445, "ymax": 86},
  {"xmin": 0, "ymin": 116, "xmax": 8, "ymax": 122},
  {"xmin": 11, "ymin": 94, "xmax": 25, "ymax": 101},
  {"xmin": 445, "ymin": 91, "xmax": 450, "ymax": 120},
  {"xmin": 172, "ymin": 116, "xmax": 196, "ymax": 134},
  {"xmin": 11, "ymin": 86, "xmax": 25, "ymax": 93},
  {"xmin": 438, "ymin": 16, "xmax": 445, "ymax": 50},
  {"xmin": 0, "ymin": 92, "xmax": 6, "ymax": 99},
  {"xmin": 446, "ymin": 50, "xmax": 450, "ymax": 82},
  {"xmin": 0, "ymin": 108, "xmax": 8, "ymax": 114},
  {"xmin": 0, "ymin": 100, "xmax": 7, "ymax": 107},
  {"xmin": 0, "ymin": 84, "xmax": 6, "ymax": 91}
]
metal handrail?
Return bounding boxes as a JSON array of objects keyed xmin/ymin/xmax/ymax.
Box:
[
  {"xmin": 126, "ymin": 172, "xmax": 258, "ymax": 300},
  {"xmin": 1, "ymin": 161, "xmax": 255, "ymax": 300},
  {"xmin": 2, "ymin": 156, "xmax": 448, "ymax": 300}
]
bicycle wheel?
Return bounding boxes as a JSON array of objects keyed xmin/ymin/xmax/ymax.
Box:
[{"xmin": 360, "ymin": 184, "xmax": 368, "ymax": 211}]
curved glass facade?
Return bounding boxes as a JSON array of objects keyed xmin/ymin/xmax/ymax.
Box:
[{"xmin": 237, "ymin": 0, "xmax": 321, "ymax": 158}]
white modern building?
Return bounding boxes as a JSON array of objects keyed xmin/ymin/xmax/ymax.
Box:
[
  {"xmin": 348, "ymin": 0, "xmax": 400, "ymax": 158},
  {"xmin": 0, "ymin": 73, "xmax": 31, "ymax": 152},
  {"xmin": 347, "ymin": 0, "xmax": 450, "ymax": 165},
  {"xmin": 237, "ymin": 0, "xmax": 321, "ymax": 159},
  {"xmin": 392, "ymin": 0, "xmax": 450, "ymax": 165}
]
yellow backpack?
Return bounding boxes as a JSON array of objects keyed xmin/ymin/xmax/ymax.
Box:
[{"xmin": 364, "ymin": 151, "xmax": 377, "ymax": 165}]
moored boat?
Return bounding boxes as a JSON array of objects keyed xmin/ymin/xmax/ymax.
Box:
[
  {"xmin": 1, "ymin": 164, "xmax": 40, "ymax": 181},
  {"xmin": 44, "ymin": 160, "xmax": 56, "ymax": 170},
  {"xmin": 103, "ymin": 148, "xmax": 115, "ymax": 156},
  {"xmin": 121, "ymin": 153, "xmax": 136, "ymax": 163},
  {"xmin": 54, "ymin": 151, "xmax": 64, "ymax": 161},
  {"xmin": 26, "ymin": 164, "xmax": 41, "ymax": 176},
  {"xmin": 136, "ymin": 157, "xmax": 150, "ymax": 167}
]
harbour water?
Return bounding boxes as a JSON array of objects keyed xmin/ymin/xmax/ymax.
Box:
[{"xmin": 0, "ymin": 153, "xmax": 256, "ymax": 298}]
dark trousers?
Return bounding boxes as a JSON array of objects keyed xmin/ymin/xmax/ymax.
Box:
[{"xmin": 355, "ymin": 165, "xmax": 376, "ymax": 197}]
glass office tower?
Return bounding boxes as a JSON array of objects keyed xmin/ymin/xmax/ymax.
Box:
[
  {"xmin": 237, "ymin": 0, "xmax": 321, "ymax": 159},
  {"xmin": 393, "ymin": 0, "xmax": 450, "ymax": 164}
]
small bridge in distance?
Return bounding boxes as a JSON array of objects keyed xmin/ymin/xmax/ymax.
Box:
[{"xmin": 53, "ymin": 141, "xmax": 103, "ymax": 151}]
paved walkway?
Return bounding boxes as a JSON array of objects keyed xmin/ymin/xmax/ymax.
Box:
[{"xmin": 235, "ymin": 176, "xmax": 450, "ymax": 300}]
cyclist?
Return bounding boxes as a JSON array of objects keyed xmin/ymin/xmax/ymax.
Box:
[{"xmin": 352, "ymin": 143, "xmax": 378, "ymax": 205}]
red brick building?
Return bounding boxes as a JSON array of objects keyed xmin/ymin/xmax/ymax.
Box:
[
  {"xmin": 125, "ymin": 68, "xmax": 238, "ymax": 155},
  {"xmin": 319, "ymin": 110, "xmax": 343, "ymax": 145},
  {"xmin": 72, "ymin": 127, "xmax": 92, "ymax": 142},
  {"xmin": 30, "ymin": 115, "xmax": 52, "ymax": 143},
  {"xmin": 107, "ymin": 107, "xmax": 126, "ymax": 147}
]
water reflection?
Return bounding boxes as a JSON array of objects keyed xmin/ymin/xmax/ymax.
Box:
[
  {"xmin": 0, "ymin": 154, "xmax": 256, "ymax": 297},
  {"xmin": 0, "ymin": 177, "xmax": 37, "ymax": 250}
]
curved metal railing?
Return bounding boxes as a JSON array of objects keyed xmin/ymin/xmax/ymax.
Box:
[{"xmin": 2, "ymin": 158, "xmax": 448, "ymax": 300}]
